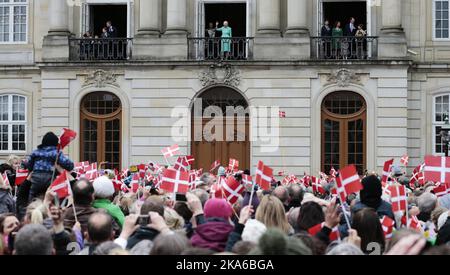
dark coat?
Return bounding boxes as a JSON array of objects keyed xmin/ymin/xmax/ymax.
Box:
[
  {"xmin": 344, "ymin": 23, "xmax": 357, "ymax": 36},
  {"xmin": 0, "ymin": 189, "xmax": 14, "ymax": 215},
  {"xmin": 352, "ymin": 200, "xmax": 395, "ymax": 220},
  {"xmin": 64, "ymin": 205, "xmax": 97, "ymax": 235},
  {"xmin": 107, "ymin": 26, "xmax": 118, "ymax": 38},
  {"xmin": 191, "ymin": 218, "xmax": 234, "ymax": 252},
  {"xmin": 321, "ymin": 26, "xmax": 332, "ymax": 37},
  {"xmin": 126, "ymin": 226, "xmax": 160, "ymax": 249}
]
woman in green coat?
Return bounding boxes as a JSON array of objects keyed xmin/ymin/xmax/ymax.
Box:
[
  {"xmin": 216, "ymin": 21, "xmax": 233, "ymax": 59},
  {"xmin": 332, "ymin": 21, "xmax": 344, "ymax": 59}
]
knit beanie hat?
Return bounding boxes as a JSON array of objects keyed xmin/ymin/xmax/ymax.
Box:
[
  {"xmin": 38, "ymin": 132, "xmax": 59, "ymax": 149},
  {"xmin": 203, "ymin": 198, "xmax": 232, "ymax": 220},
  {"xmin": 93, "ymin": 176, "xmax": 115, "ymax": 199},
  {"xmin": 242, "ymin": 219, "xmax": 267, "ymax": 244}
]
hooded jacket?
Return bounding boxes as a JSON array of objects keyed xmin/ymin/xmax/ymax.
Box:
[{"xmin": 191, "ymin": 218, "xmax": 234, "ymax": 252}]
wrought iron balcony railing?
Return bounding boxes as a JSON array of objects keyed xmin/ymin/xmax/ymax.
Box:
[
  {"xmin": 188, "ymin": 37, "xmax": 254, "ymax": 61},
  {"xmin": 311, "ymin": 36, "xmax": 378, "ymax": 60},
  {"xmin": 69, "ymin": 38, "xmax": 133, "ymax": 61}
]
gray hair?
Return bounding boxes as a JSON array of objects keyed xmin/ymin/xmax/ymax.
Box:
[
  {"xmin": 14, "ymin": 224, "xmax": 53, "ymax": 255},
  {"xmin": 130, "ymin": 240, "xmax": 154, "ymax": 255},
  {"xmin": 92, "ymin": 241, "xmax": 121, "ymax": 255},
  {"xmin": 326, "ymin": 243, "xmax": 364, "ymax": 255},
  {"xmin": 417, "ymin": 192, "xmax": 438, "ymax": 214},
  {"xmin": 191, "ymin": 189, "xmax": 209, "ymax": 206}
]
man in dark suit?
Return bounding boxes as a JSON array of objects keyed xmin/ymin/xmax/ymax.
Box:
[
  {"xmin": 106, "ymin": 21, "xmax": 118, "ymax": 38},
  {"xmin": 344, "ymin": 17, "xmax": 357, "ymax": 36}
]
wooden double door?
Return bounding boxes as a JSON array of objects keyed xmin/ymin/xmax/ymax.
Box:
[{"xmin": 321, "ymin": 92, "xmax": 367, "ymax": 174}]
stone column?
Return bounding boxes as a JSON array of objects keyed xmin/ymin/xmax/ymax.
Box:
[
  {"xmin": 43, "ymin": 0, "xmax": 70, "ymax": 61},
  {"xmin": 257, "ymin": 0, "xmax": 281, "ymax": 35},
  {"xmin": 137, "ymin": 0, "xmax": 160, "ymax": 36},
  {"xmin": 378, "ymin": 0, "xmax": 407, "ymax": 58},
  {"xmin": 165, "ymin": 0, "xmax": 187, "ymax": 35},
  {"xmin": 285, "ymin": 0, "xmax": 309, "ymax": 35}
]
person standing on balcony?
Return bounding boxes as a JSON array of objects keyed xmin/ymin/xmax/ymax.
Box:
[
  {"xmin": 216, "ymin": 21, "xmax": 232, "ymax": 60},
  {"xmin": 332, "ymin": 21, "xmax": 343, "ymax": 59},
  {"xmin": 321, "ymin": 20, "xmax": 332, "ymax": 59},
  {"xmin": 344, "ymin": 17, "xmax": 357, "ymax": 59},
  {"xmin": 355, "ymin": 24, "xmax": 367, "ymax": 59},
  {"xmin": 106, "ymin": 21, "xmax": 118, "ymax": 38},
  {"xmin": 206, "ymin": 22, "xmax": 218, "ymax": 59}
]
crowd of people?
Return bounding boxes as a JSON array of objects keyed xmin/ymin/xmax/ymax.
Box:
[
  {"xmin": 0, "ymin": 131, "xmax": 449, "ymax": 255},
  {"xmin": 320, "ymin": 17, "xmax": 368, "ymax": 59}
]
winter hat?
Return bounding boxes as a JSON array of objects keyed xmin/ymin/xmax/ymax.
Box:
[
  {"xmin": 217, "ymin": 167, "xmax": 226, "ymax": 177},
  {"xmin": 242, "ymin": 219, "xmax": 267, "ymax": 244},
  {"xmin": 438, "ymin": 212, "xmax": 449, "ymax": 231},
  {"xmin": 359, "ymin": 175, "xmax": 382, "ymax": 209},
  {"xmin": 38, "ymin": 132, "xmax": 59, "ymax": 149},
  {"xmin": 203, "ymin": 198, "xmax": 233, "ymax": 220},
  {"xmin": 93, "ymin": 176, "xmax": 115, "ymax": 199}
]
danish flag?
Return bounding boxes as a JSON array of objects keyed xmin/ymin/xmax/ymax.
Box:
[
  {"xmin": 228, "ymin": 159, "xmax": 239, "ymax": 172},
  {"xmin": 400, "ymin": 155, "xmax": 409, "ymax": 166},
  {"xmin": 121, "ymin": 183, "xmax": 130, "ymax": 193},
  {"xmin": 335, "ymin": 165, "xmax": 363, "ymax": 203},
  {"xmin": 380, "ymin": 216, "xmax": 395, "ymax": 239},
  {"xmin": 161, "ymin": 144, "xmax": 180, "ymax": 158},
  {"xmin": 424, "ymin": 156, "xmax": 450, "ymax": 184},
  {"xmin": 50, "ymin": 171, "xmax": 70, "ymax": 199},
  {"xmin": 402, "ymin": 215, "xmax": 422, "ymax": 231},
  {"xmin": 215, "ymin": 176, "xmax": 245, "ymax": 204},
  {"xmin": 185, "ymin": 156, "xmax": 195, "ymax": 165},
  {"xmin": 388, "ymin": 184, "xmax": 407, "ymax": 212},
  {"xmin": 255, "ymin": 161, "xmax": 273, "ymax": 191},
  {"xmin": 160, "ymin": 168, "xmax": 190, "ymax": 194},
  {"xmin": 382, "ymin": 159, "xmax": 394, "ymax": 184},
  {"xmin": 278, "ymin": 171, "xmax": 286, "ymax": 176},
  {"xmin": 279, "ymin": 111, "xmax": 286, "ymax": 118},
  {"xmin": 58, "ymin": 128, "xmax": 77, "ymax": 151},
  {"xmin": 137, "ymin": 164, "xmax": 147, "ymax": 179},
  {"xmin": 242, "ymin": 174, "xmax": 253, "ymax": 189},
  {"xmin": 84, "ymin": 163, "xmax": 98, "ymax": 181},
  {"xmin": 210, "ymin": 160, "xmax": 221, "ymax": 172},
  {"xmin": 302, "ymin": 172, "xmax": 311, "ymax": 188},
  {"xmin": 75, "ymin": 161, "xmax": 90, "ymax": 171},
  {"xmin": 15, "ymin": 169, "xmax": 29, "ymax": 186},
  {"xmin": 330, "ymin": 167, "xmax": 337, "ymax": 178},
  {"xmin": 112, "ymin": 174, "xmax": 123, "ymax": 192},
  {"xmin": 130, "ymin": 174, "xmax": 140, "ymax": 193},
  {"xmin": 308, "ymin": 223, "xmax": 340, "ymax": 241},
  {"xmin": 311, "ymin": 176, "xmax": 326, "ymax": 195},
  {"xmin": 433, "ymin": 182, "xmax": 450, "ymax": 198},
  {"xmin": 410, "ymin": 164, "xmax": 425, "ymax": 187},
  {"xmin": 282, "ymin": 175, "xmax": 299, "ymax": 186},
  {"xmin": 174, "ymin": 156, "xmax": 190, "ymax": 172}
]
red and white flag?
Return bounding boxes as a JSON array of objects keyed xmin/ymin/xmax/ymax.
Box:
[
  {"xmin": 308, "ymin": 223, "xmax": 340, "ymax": 241},
  {"xmin": 242, "ymin": 174, "xmax": 253, "ymax": 189},
  {"xmin": 85, "ymin": 163, "xmax": 98, "ymax": 181},
  {"xmin": 174, "ymin": 156, "xmax": 190, "ymax": 172},
  {"xmin": 58, "ymin": 128, "xmax": 77, "ymax": 151},
  {"xmin": 75, "ymin": 161, "xmax": 90, "ymax": 171},
  {"xmin": 433, "ymin": 182, "xmax": 450, "ymax": 198},
  {"xmin": 402, "ymin": 215, "xmax": 422, "ymax": 231},
  {"xmin": 228, "ymin": 158, "xmax": 239, "ymax": 172},
  {"xmin": 160, "ymin": 168, "xmax": 190, "ymax": 194},
  {"xmin": 382, "ymin": 159, "xmax": 394, "ymax": 184},
  {"xmin": 185, "ymin": 156, "xmax": 195, "ymax": 165},
  {"xmin": 335, "ymin": 165, "xmax": 363, "ymax": 203},
  {"xmin": 215, "ymin": 176, "xmax": 245, "ymax": 204},
  {"xmin": 278, "ymin": 171, "xmax": 286, "ymax": 176},
  {"xmin": 400, "ymin": 155, "xmax": 409, "ymax": 166},
  {"xmin": 210, "ymin": 160, "xmax": 221, "ymax": 172},
  {"xmin": 112, "ymin": 175, "xmax": 123, "ymax": 192},
  {"xmin": 410, "ymin": 164, "xmax": 425, "ymax": 188},
  {"xmin": 50, "ymin": 172, "xmax": 70, "ymax": 199},
  {"xmin": 424, "ymin": 156, "xmax": 450, "ymax": 184},
  {"xmin": 380, "ymin": 216, "xmax": 395, "ymax": 239},
  {"xmin": 15, "ymin": 169, "xmax": 29, "ymax": 186},
  {"xmin": 161, "ymin": 144, "xmax": 180, "ymax": 158},
  {"xmin": 130, "ymin": 174, "xmax": 140, "ymax": 193},
  {"xmin": 121, "ymin": 183, "xmax": 130, "ymax": 193},
  {"xmin": 137, "ymin": 164, "xmax": 147, "ymax": 179},
  {"xmin": 1, "ymin": 173, "xmax": 10, "ymax": 189},
  {"xmin": 279, "ymin": 111, "xmax": 286, "ymax": 118},
  {"xmin": 311, "ymin": 176, "xmax": 326, "ymax": 195},
  {"xmin": 255, "ymin": 161, "xmax": 273, "ymax": 191},
  {"xmin": 330, "ymin": 167, "xmax": 337, "ymax": 178},
  {"xmin": 388, "ymin": 184, "xmax": 408, "ymax": 213}
]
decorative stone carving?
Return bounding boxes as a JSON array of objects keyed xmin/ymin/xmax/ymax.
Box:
[
  {"xmin": 327, "ymin": 68, "xmax": 361, "ymax": 87},
  {"xmin": 83, "ymin": 70, "xmax": 119, "ymax": 88},
  {"xmin": 199, "ymin": 64, "xmax": 241, "ymax": 88}
]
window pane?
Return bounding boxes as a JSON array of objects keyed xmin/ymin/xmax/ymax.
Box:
[
  {"xmin": 0, "ymin": 95, "xmax": 8, "ymax": 121},
  {"xmin": 0, "ymin": 6, "xmax": 10, "ymax": 42},
  {"xmin": 12, "ymin": 124, "xmax": 25, "ymax": 151},
  {"xmin": 12, "ymin": 95, "xmax": 25, "ymax": 121},
  {"xmin": 0, "ymin": 124, "xmax": 8, "ymax": 151}
]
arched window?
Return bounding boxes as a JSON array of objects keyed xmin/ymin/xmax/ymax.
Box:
[
  {"xmin": 433, "ymin": 94, "xmax": 450, "ymax": 155},
  {"xmin": 80, "ymin": 92, "xmax": 122, "ymax": 170},
  {"xmin": 322, "ymin": 92, "xmax": 366, "ymax": 174},
  {"xmin": 0, "ymin": 94, "xmax": 26, "ymax": 152}
]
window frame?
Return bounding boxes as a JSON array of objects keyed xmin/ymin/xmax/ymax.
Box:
[
  {"xmin": 432, "ymin": 94, "xmax": 450, "ymax": 156},
  {"xmin": 0, "ymin": 0, "xmax": 29, "ymax": 44},
  {"xmin": 0, "ymin": 94, "xmax": 27, "ymax": 154},
  {"xmin": 433, "ymin": 0, "xmax": 450, "ymax": 41}
]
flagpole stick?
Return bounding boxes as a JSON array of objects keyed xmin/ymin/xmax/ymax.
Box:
[
  {"xmin": 341, "ymin": 203, "xmax": 352, "ymax": 231},
  {"xmin": 50, "ymin": 152, "xmax": 61, "ymax": 187},
  {"xmin": 248, "ymin": 182, "xmax": 255, "ymax": 208}
]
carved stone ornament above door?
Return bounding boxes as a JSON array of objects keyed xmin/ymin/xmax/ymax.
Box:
[
  {"xmin": 83, "ymin": 70, "xmax": 119, "ymax": 88},
  {"xmin": 326, "ymin": 68, "xmax": 361, "ymax": 87},
  {"xmin": 199, "ymin": 64, "xmax": 241, "ymax": 88}
]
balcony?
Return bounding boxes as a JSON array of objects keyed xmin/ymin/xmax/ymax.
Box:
[
  {"xmin": 310, "ymin": 36, "xmax": 378, "ymax": 60},
  {"xmin": 69, "ymin": 38, "xmax": 133, "ymax": 61},
  {"xmin": 187, "ymin": 37, "xmax": 254, "ymax": 61}
]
